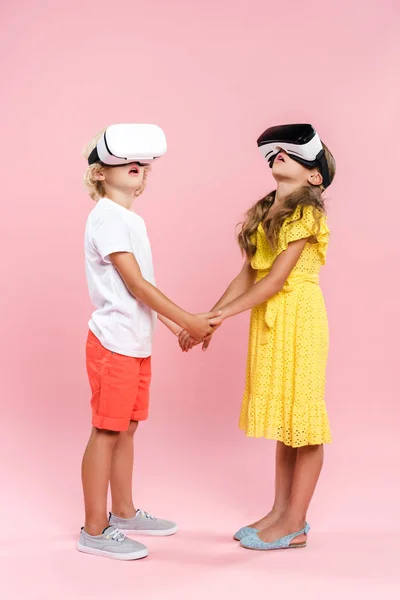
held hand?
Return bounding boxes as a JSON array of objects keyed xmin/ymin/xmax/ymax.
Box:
[
  {"xmin": 202, "ymin": 333, "xmax": 214, "ymax": 351},
  {"xmin": 184, "ymin": 310, "xmax": 222, "ymax": 341},
  {"xmin": 179, "ymin": 330, "xmax": 214, "ymax": 352},
  {"xmin": 201, "ymin": 321, "xmax": 222, "ymax": 351},
  {"xmin": 179, "ymin": 321, "xmax": 222, "ymax": 353},
  {"xmin": 178, "ymin": 330, "xmax": 200, "ymax": 352},
  {"xmin": 202, "ymin": 310, "xmax": 225, "ymax": 351}
]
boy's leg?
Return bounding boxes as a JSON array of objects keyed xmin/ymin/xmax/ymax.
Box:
[
  {"xmin": 110, "ymin": 357, "xmax": 150, "ymax": 518},
  {"xmin": 84, "ymin": 331, "xmax": 142, "ymax": 531},
  {"xmin": 79, "ymin": 424, "xmax": 149, "ymax": 560},
  {"xmin": 108, "ymin": 357, "xmax": 177, "ymax": 536},
  {"xmin": 81, "ymin": 427, "xmax": 120, "ymax": 535},
  {"xmin": 80, "ymin": 333, "xmax": 152, "ymax": 558},
  {"xmin": 110, "ymin": 420, "xmax": 139, "ymax": 518}
]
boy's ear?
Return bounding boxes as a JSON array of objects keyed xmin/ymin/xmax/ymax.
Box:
[{"xmin": 93, "ymin": 166, "xmax": 105, "ymax": 181}]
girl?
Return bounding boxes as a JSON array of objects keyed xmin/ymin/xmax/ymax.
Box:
[{"xmin": 179, "ymin": 127, "xmax": 336, "ymax": 550}]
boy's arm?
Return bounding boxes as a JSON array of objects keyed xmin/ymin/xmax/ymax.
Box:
[{"xmin": 110, "ymin": 252, "xmax": 220, "ymax": 340}]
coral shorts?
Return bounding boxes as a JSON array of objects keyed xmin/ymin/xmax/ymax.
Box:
[{"xmin": 86, "ymin": 330, "xmax": 151, "ymax": 431}]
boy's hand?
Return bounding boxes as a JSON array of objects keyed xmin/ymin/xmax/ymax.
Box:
[{"xmin": 183, "ymin": 310, "xmax": 222, "ymax": 341}]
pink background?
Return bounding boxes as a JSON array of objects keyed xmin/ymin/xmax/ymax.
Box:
[{"xmin": 1, "ymin": 0, "xmax": 399, "ymax": 598}]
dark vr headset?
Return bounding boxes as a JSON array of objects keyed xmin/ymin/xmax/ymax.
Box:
[
  {"xmin": 88, "ymin": 123, "xmax": 167, "ymax": 167},
  {"xmin": 257, "ymin": 124, "xmax": 331, "ymax": 188}
]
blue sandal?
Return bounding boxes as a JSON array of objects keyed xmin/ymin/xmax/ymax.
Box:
[
  {"xmin": 233, "ymin": 526, "xmax": 260, "ymax": 541},
  {"xmin": 240, "ymin": 522, "xmax": 310, "ymax": 550}
]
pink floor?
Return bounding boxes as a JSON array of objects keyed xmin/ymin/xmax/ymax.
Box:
[
  {"xmin": 3, "ymin": 517, "xmax": 399, "ymax": 599},
  {"xmin": 3, "ymin": 416, "xmax": 399, "ymax": 599}
]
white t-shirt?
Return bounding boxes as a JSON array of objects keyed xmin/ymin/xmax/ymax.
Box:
[{"xmin": 85, "ymin": 197, "xmax": 156, "ymax": 358}]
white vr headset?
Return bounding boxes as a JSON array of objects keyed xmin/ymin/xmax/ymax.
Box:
[
  {"xmin": 88, "ymin": 123, "xmax": 167, "ymax": 167},
  {"xmin": 257, "ymin": 124, "xmax": 331, "ymax": 188}
]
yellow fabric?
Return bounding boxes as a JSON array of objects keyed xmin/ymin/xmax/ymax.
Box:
[{"xmin": 239, "ymin": 205, "xmax": 332, "ymax": 447}]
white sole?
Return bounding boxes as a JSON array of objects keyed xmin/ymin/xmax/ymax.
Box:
[
  {"xmin": 77, "ymin": 542, "xmax": 149, "ymax": 560},
  {"xmin": 119, "ymin": 526, "xmax": 178, "ymax": 537}
]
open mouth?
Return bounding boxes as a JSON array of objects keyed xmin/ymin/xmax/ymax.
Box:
[
  {"xmin": 128, "ymin": 165, "xmax": 140, "ymax": 176},
  {"xmin": 276, "ymin": 153, "xmax": 285, "ymax": 163}
]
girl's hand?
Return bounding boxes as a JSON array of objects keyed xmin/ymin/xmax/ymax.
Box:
[
  {"xmin": 202, "ymin": 333, "xmax": 213, "ymax": 351},
  {"xmin": 202, "ymin": 308, "xmax": 227, "ymax": 350},
  {"xmin": 178, "ymin": 330, "xmax": 200, "ymax": 352},
  {"xmin": 179, "ymin": 321, "xmax": 222, "ymax": 352},
  {"xmin": 202, "ymin": 321, "xmax": 222, "ymax": 351}
]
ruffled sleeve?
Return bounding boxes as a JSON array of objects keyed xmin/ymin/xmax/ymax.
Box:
[{"xmin": 277, "ymin": 205, "xmax": 330, "ymax": 264}]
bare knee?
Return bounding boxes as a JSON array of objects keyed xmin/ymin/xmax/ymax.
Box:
[
  {"xmin": 124, "ymin": 420, "xmax": 139, "ymax": 437},
  {"xmin": 298, "ymin": 444, "xmax": 324, "ymax": 455},
  {"xmin": 91, "ymin": 427, "xmax": 120, "ymax": 445},
  {"xmin": 277, "ymin": 441, "xmax": 298, "ymax": 457}
]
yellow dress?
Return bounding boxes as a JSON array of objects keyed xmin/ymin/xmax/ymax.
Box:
[{"xmin": 239, "ymin": 205, "xmax": 332, "ymax": 448}]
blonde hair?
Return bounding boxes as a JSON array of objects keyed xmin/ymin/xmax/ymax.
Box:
[
  {"xmin": 238, "ymin": 141, "xmax": 336, "ymax": 258},
  {"xmin": 82, "ymin": 128, "xmax": 151, "ymax": 201},
  {"xmin": 83, "ymin": 129, "xmax": 107, "ymax": 201}
]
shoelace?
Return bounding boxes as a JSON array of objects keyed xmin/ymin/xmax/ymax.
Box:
[
  {"xmin": 137, "ymin": 509, "xmax": 155, "ymax": 520},
  {"xmin": 107, "ymin": 528, "xmax": 125, "ymax": 542}
]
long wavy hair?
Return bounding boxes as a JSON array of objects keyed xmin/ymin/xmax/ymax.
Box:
[{"xmin": 238, "ymin": 142, "xmax": 336, "ymax": 259}]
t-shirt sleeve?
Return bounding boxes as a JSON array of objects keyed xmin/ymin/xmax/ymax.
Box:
[{"xmin": 92, "ymin": 212, "xmax": 132, "ymax": 262}]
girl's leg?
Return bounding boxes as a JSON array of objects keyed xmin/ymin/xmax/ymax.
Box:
[
  {"xmin": 110, "ymin": 420, "xmax": 139, "ymax": 518},
  {"xmin": 250, "ymin": 441, "xmax": 298, "ymax": 529},
  {"xmin": 81, "ymin": 427, "xmax": 120, "ymax": 535},
  {"xmin": 257, "ymin": 444, "xmax": 324, "ymax": 543}
]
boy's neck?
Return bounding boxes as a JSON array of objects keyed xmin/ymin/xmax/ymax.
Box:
[{"xmin": 104, "ymin": 189, "xmax": 135, "ymax": 211}]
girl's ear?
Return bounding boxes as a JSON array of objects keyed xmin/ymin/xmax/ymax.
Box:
[{"xmin": 307, "ymin": 171, "xmax": 323, "ymax": 187}]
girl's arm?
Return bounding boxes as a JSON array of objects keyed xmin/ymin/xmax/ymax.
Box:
[
  {"xmin": 209, "ymin": 259, "xmax": 256, "ymax": 312},
  {"xmin": 216, "ymin": 238, "xmax": 308, "ymax": 321},
  {"xmin": 157, "ymin": 262, "xmax": 255, "ymax": 339},
  {"xmin": 157, "ymin": 314, "xmax": 182, "ymax": 336},
  {"xmin": 179, "ymin": 260, "xmax": 256, "ymax": 351}
]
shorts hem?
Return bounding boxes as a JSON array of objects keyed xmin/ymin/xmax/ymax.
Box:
[
  {"xmin": 132, "ymin": 409, "xmax": 148, "ymax": 421},
  {"xmin": 92, "ymin": 414, "xmax": 130, "ymax": 432}
]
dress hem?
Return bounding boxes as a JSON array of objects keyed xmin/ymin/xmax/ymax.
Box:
[{"xmin": 239, "ymin": 425, "xmax": 332, "ymax": 448}]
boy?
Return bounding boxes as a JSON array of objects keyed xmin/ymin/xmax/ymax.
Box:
[{"xmin": 78, "ymin": 124, "xmax": 220, "ymax": 560}]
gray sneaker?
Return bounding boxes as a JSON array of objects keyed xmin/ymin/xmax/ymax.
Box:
[
  {"xmin": 109, "ymin": 509, "xmax": 178, "ymax": 536},
  {"xmin": 77, "ymin": 526, "xmax": 149, "ymax": 560}
]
